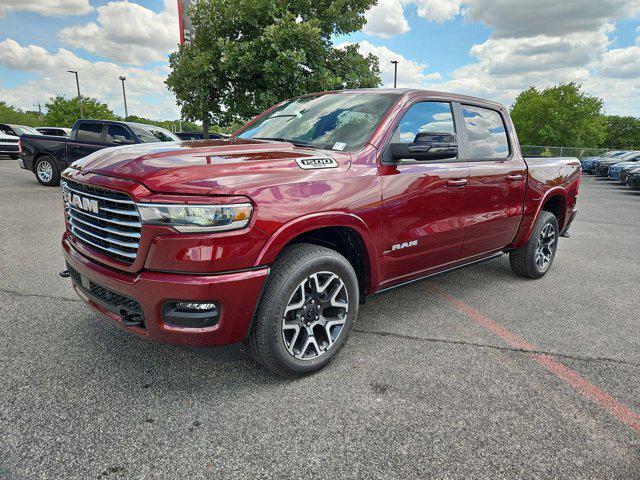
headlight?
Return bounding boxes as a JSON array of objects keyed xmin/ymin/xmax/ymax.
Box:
[{"xmin": 137, "ymin": 203, "xmax": 253, "ymax": 232}]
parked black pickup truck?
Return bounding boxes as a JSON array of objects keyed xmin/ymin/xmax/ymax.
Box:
[{"xmin": 19, "ymin": 120, "xmax": 180, "ymax": 186}]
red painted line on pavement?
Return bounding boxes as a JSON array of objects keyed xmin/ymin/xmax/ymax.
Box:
[{"xmin": 434, "ymin": 287, "xmax": 640, "ymax": 435}]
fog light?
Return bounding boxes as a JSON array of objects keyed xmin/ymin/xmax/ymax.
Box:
[
  {"xmin": 163, "ymin": 301, "xmax": 220, "ymax": 328},
  {"xmin": 176, "ymin": 302, "xmax": 218, "ymax": 311}
]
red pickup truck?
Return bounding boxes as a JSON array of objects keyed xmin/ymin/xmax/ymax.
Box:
[{"xmin": 60, "ymin": 89, "xmax": 580, "ymax": 377}]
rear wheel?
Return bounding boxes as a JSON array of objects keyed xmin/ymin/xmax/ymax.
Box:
[
  {"xmin": 35, "ymin": 155, "xmax": 60, "ymax": 186},
  {"xmin": 246, "ymin": 243, "xmax": 359, "ymax": 377},
  {"xmin": 509, "ymin": 211, "xmax": 559, "ymax": 279}
]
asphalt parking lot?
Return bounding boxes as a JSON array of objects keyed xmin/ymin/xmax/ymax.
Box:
[{"xmin": 1, "ymin": 158, "xmax": 639, "ymax": 479}]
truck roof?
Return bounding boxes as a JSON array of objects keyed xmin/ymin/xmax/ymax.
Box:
[{"xmin": 301, "ymin": 88, "xmax": 507, "ymax": 110}]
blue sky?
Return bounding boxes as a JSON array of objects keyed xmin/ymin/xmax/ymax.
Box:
[{"xmin": 1, "ymin": 0, "xmax": 639, "ymax": 120}]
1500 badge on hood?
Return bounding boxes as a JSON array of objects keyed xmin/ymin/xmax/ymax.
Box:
[{"xmin": 295, "ymin": 157, "xmax": 339, "ymax": 170}]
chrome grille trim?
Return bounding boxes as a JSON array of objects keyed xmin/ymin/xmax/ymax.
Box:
[
  {"xmin": 67, "ymin": 212, "xmax": 141, "ymax": 238},
  {"xmin": 62, "ymin": 180, "xmax": 141, "ymax": 264},
  {"xmin": 66, "ymin": 206, "xmax": 142, "ymax": 228},
  {"xmin": 62, "ymin": 184, "xmax": 135, "ymax": 205},
  {"xmin": 69, "ymin": 226, "xmax": 138, "ymax": 259},
  {"xmin": 100, "ymin": 206, "xmax": 141, "ymax": 217},
  {"xmin": 67, "ymin": 220, "xmax": 140, "ymax": 248}
]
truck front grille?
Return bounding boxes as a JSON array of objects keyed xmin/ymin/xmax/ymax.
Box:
[{"xmin": 62, "ymin": 180, "xmax": 141, "ymax": 264}]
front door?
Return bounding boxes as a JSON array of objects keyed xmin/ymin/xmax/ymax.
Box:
[
  {"xmin": 459, "ymin": 104, "xmax": 526, "ymax": 259},
  {"xmin": 380, "ymin": 101, "xmax": 469, "ymax": 285}
]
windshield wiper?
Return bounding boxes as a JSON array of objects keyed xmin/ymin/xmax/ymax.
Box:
[{"xmin": 254, "ymin": 137, "xmax": 319, "ymax": 149}]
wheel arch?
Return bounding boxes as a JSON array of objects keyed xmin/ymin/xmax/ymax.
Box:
[
  {"xmin": 510, "ymin": 187, "xmax": 569, "ymax": 248},
  {"xmin": 540, "ymin": 191, "xmax": 567, "ymax": 230},
  {"xmin": 255, "ymin": 213, "xmax": 379, "ymax": 297},
  {"xmin": 32, "ymin": 151, "xmax": 57, "ymax": 173}
]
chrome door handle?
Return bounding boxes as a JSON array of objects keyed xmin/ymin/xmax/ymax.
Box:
[
  {"xmin": 507, "ymin": 174, "xmax": 524, "ymax": 181},
  {"xmin": 447, "ymin": 178, "xmax": 468, "ymax": 187}
]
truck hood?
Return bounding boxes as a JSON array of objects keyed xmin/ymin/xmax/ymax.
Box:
[{"xmin": 73, "ymin": 138, "xmax": 351, "ymax": 195}]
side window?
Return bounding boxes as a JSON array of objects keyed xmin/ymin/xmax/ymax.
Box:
[
  {"xmin": 461, "ymin": 105, "xmax": 510, "ymax": 159},
  {"xmin": 0, "ymin": 125, "xmax": 15, "ymax": 136},
  {"xmin": 394, "ymin": 102, "xmax": 455, "ymax": 144},
  {"xmin": 106, "ymin": 125, "xmax": 134, "ymax": 144},
  {"xmin": 75, "ymin": 123, "xmax": 103, "ymax": 143}
]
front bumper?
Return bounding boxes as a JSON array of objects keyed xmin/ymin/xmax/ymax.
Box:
[
  {"xmin": 0, "ymin": 145, "xmax": 19, "ymax": 155},
  {"xmin": 63, "ymin": 234, "xmax": 268, "ymax": 347},
  {"xmin": 628, "ymin": 176, "xmax": 640, "ymax": 189}
]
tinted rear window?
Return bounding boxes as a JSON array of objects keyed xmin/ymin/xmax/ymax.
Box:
[{"xmin": 76, "ymin": 123, "xmax": 103, "ymax": 142}]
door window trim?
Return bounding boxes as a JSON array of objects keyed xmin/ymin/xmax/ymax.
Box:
[
  {"xmin": 381, "ymin": 99, "xmax": 465, "ymax": 165},
  {"xmin": 459, "ymin": 103, "xmax": 513, "ymax": 162}
]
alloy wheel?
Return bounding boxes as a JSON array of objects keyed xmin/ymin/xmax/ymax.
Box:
[
  {"xmin": 535, "ymin": 223, "xmax": 557, "ymax": 270},
  {"xmin": 282, "ymin": 271, "xmax": 349, "ymax": 360},
  {"xmin": 37, "ymin": 161, "xmax": 53, "ymax": 183}
]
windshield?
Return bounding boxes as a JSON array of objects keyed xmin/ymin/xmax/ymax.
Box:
[
  {"xmin": 619, "ymin": 151, "xmax": 640, "ymax": 160},
  {"xmin": 14, "ymin": 125, "xmax": 40, "ymax": 135},
  {"xmin": 131, "ymin": 124, "xmax": 180, "ymax": 143},
  {"xmin": 236, "ymin": 93, "xmax": 400, "ymax": 152}
]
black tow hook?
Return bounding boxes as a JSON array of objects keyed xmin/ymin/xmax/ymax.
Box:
[{"xmin": 59, "ymin": 270, "xmax": 70, "ymax": 278}]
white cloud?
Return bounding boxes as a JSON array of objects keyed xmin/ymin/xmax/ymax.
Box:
[
  {"xmin": 0, "ymin": 0, "xmax": 92, "ymax": 17},
  {"xmin": 597, "ymin": 45, "xmax": 640, "ymax": 78},
  {"xmin": 465, "ymin": 0, "xmax": 640, "ymax": 38},
  {"xmin": 350, "ymin": 40, "xmax": 442, "ymax": 87},
  {"xmin": 0, "ymin": 39, "xmax": 179, "ymax": 120},
  {"xmin": 413, "ymin": 0, "xmax": 462, "ymax": 23},
  {"xmin": 421, "ymin": 0, "xmax": 640, "ymax": 115},
  {"xmin": 58, "ymin": 0, "xmax": 179, "ymax": 65},
  {"xmin": 363, "ymin": 0, "xmax": 410, "ymax": 38}
]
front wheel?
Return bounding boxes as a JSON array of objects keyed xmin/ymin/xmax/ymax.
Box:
[
  {"xmin": 35, "ymin": 156, "xmax": 60, "ymax": 186},
  {"xmin": 246, "ymin": 243, "xmax": 359, "ymax": 377},
  {"xmin": 509, "ymin": 211, "xmax": 559, "ymax": 279}
]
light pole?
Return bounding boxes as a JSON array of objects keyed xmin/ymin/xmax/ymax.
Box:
[
  {"xmin": 67, "ymin": 70, "xmax": 83, "ymax": 119},
  {"xmin": 390, "ymin": 60, "xmax": 399, "ymax": 88},
  {"xmin": 33, "ymin": 102, "xmax": 43, "ymax": 125},
  {"xmin": 119, "ymin": 76, "xmax": 129, "ymax": 119}
]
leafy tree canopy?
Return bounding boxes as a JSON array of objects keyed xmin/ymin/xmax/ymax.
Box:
[
  {"xmin": 510, "ymin": 83, "xmax": 606, "ymax": 148},
  {"xmin": 602, "ymin": 115, "xmax": 640, "ymax": 149},
  {"xmin": 166, "ymin": 0, "xmax": 382, "ymax": 136},
  {"xmin": 44, "ymin": 95, "xmax": 117, "ymax": 128},
  {"xmin": 0, "ymin": 101, "xmax": 42, "ymax": 127}
]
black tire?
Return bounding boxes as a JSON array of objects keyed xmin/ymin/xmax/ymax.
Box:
[
  {"xmin": 10, "ymin": 154, "xmax": 19, "ymax": 160},
  {"xmin": 246, "ymin": 243, "xmax": 359, "ymax": 377},
  {"xmin": 509, "ymin": 211, "xmax": 559, "ymax": 279},
  {"xmin": 34, "ymin": 155, "xmax": 61, "ymax": 186}
]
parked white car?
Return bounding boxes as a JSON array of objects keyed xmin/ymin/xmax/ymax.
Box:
[{"xmin": 0, "ymin": 131, "xmax": 20, "ymax": 159}]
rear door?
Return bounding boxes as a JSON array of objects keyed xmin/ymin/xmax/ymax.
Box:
[
  {"xmin": 459, "ymin": 104, "xmax": 526, "ymax": 259},
  {"xmin": 67, "ymin": 122, "xmax": 107, "ymax": 164},
  {"xmin": 380, "ymin": 100, "xmax": 470, "ymax": 284}
]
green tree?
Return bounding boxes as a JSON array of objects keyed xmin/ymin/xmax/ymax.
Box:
[
  {"xmin": 166, "ymin": 37, "xmax": 227, "ymax": 138},
  {"xmin": 0, "ymin": 101, "xmax": 42, "ymax": 126},
  {"xmin": 510, "ymin": 83, "xmax": 606, "ymax": 147},
  {"xmin": 602, "ymin": 115, "xmax": 640, "ymax": 149},
  {"xmin": 166, "ymin": 0, "xmax": 381, "ymax": 137},
  {"xmin": 44, "ymin": 95, "xmax": 117, "ymax": 128}
]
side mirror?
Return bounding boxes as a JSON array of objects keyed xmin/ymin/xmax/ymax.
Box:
[
  {"xmin": 113, "ymin": 135, "xmax": 134, "ymax": 144},
  {"xmin": 390, "ymin": 132, "xmax": 458, "ymax": 161}
]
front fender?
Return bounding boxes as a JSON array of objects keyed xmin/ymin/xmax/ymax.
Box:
[{"xmin": 255, "ymin": 211, "xmax": 380, "ymax": 293}]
